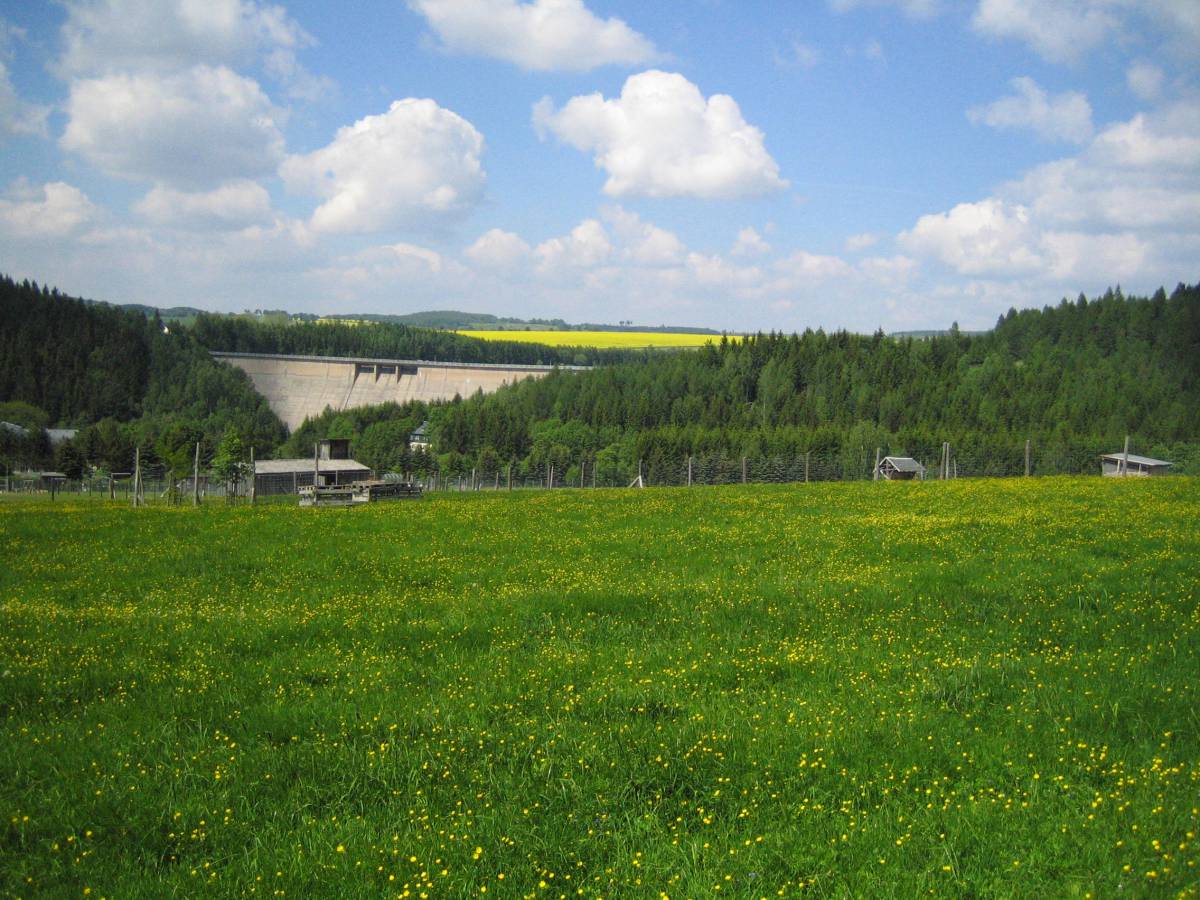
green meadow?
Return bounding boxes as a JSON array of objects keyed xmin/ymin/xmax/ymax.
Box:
[{"xmin": 1, "ymin": 478, "xmax": 1197, "ymax": 898}]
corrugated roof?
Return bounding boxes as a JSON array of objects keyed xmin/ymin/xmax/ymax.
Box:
[
  {"xmin": 881, "ymin": 456, "xmax": 924, "ymax": 472},
  {"xmin": 1100, "ymin": 453, "xmax": 1172, "ymax": 467},
  {"xmin": 255, "ymin": 458, "xmax": 371, "ymax": 475}
]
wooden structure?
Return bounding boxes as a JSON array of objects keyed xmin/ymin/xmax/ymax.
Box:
[
  {"xmin": 253, "ymin": 449, "xmax": 372, "ymax": 496},
  {"xmin": 299, "ymin": 479, "xmax": 423, "ymax": 507},
  {"xmin": 1100, "ymin": 452, "xmax": 1172, "ymax": 477},
  {"xmin": 876, "ymin": 456, "xmax": 925, "ymax": 481}
]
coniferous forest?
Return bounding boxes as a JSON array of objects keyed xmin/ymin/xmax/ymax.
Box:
[{"xmin": 1, "ymin": 273, "xmax": 1197, "ymax": 479}]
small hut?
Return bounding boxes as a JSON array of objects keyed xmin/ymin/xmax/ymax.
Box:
[
  {"xmin": 1100, "ymin": 453, "xmax": 1172, "ymax": 477},
  {"xmin": 876, "ymin": 456, "xmax": 925, "ymax": 481}
]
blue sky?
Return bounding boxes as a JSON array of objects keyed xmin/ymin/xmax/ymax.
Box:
[{"xmin": 0, "ymin": 0, "xmax": 1196, "ymax": 331}]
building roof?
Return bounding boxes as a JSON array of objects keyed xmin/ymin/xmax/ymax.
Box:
[
  {"xmin": 1, "ymin": 421, "xmax": 29, "ymax": 436},
  {"xmin": 410, "ymin": 421, "xmax": 429, "ymax": 439},
  {"xmin": 881, "ymin": 456, "xmax": 924, "ymax": 472},
  {"xmin": 255, "ymin": 458, "xmax": 371, "ymax": 475},
  {"xmin": 47, "ymin": 428, "xmax": 78, "ymax": 444},
  {"xmin": 1100, "ymin": 453, "xmax": 1172, "ymax": 467}
]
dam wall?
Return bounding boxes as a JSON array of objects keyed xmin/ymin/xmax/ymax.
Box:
[{"xmin": 213, "ymin": 351, "xmax": 573, "ymax": 431}]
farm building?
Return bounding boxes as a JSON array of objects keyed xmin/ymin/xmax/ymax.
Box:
[
  {"xmin": 876, "ymin": 456, "xmax": 925, "ymax": 480},
  {"xmin": 409, "ymin": 421, "xmax": 430, "ymax": 451},
  {"xmin": 1100, "ymin": 452, "xmax": 1173, "ymax": 477},
  {"xmin": 253, "ymin": 440, "xmax": 372, "ymax": 495}
]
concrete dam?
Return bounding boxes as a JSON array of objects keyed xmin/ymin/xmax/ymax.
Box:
[{"xmin": 213, "ymin": 351, "xmax": 575, "ymax": 431}]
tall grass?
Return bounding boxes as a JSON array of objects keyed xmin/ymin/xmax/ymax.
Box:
[{"xmin": 1, "ymin": 477, "xmax": 1197, "ymax": 896}]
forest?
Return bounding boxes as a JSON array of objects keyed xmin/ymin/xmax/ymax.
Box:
[
  {"xmin": 0, "ymin": 276, "xmax": 285, "ymax": 476},
  {"xmin": 188, "ymin": 311, "xmax": 648, "ymax": 367},
  {"xmin": 1, "ymin": 274, "xmax": 1196, "ymax": 481}
]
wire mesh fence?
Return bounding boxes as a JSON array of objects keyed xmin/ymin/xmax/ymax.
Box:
[{"xmin": 4, "ymin": 439, "xmax": 1196, "ymax": 503}]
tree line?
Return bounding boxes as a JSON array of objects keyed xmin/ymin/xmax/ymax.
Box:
[
  {"xmin": 0, "ymin": 276, "xmax": 285, "ymax": 478},
  {"xmin": 2, "ymin": 274, "xmax": 1197, "ymax": 484}
]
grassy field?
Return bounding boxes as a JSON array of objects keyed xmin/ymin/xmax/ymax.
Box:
[
  {"xmin": 455, "ymin": 330, "xmax": 729, "ymax": 349},
  {"xmin": 1, "ymin": 479, "xmax": 1198, "ymax": 898}
]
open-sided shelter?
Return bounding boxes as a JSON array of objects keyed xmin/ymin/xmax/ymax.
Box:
[{"xmin": 876, "ymin": 456, "xmax": 925, "ymax": 480}]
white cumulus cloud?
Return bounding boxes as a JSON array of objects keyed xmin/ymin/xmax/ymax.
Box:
[
  {"xmin": 281, "ymin": 98, "xmax": 486, "ymax": 234},
  {"xmin": 0, "ymin": 180, "xmax": 97, "ymax": 239},
  {"xmin": 135, "ymin": 180, "xmax": 274, "ymax": 228},
  {"xmin": 60, "ymin": 65, "xmax": 285, "ymax": 189},
  {"xmin": 899, "ymin": 198, "xmax": 1046, "ymax": 276},
  {"xmin": 408, "ymin": 0, "xmax": 659, "ymax": 71},
  {"xmin": 465, "ymin": 228, "xmax": 532, "ymax": 270},
  {"xmin": 534, "ymin": 70, "xmax": 787, "ymax": 200},
  {"xmin": 57, "ymin": 0, "xmax": 326, "ymax": 96},
  {"xmin": 968, "ymin": 76, "xmax": 1093, "ymax": 143}
]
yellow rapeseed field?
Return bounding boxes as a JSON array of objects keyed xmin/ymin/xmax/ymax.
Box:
[{"xmin": 457, "ymin": 329, "xmax": 734, "ymax": 348}]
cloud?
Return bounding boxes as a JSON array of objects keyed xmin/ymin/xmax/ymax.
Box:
[
  {"xmin": 0, "ymin": 180, "xmax": 97, "ymax": 239},
  {"xmin": 845, "ymin": 232, "xmax": 880, "ymax": 252},
  {"xmin": 0, "ymin": 60, "xmax": 48, "ymax": 141},
  {"xmin": 465, "ymin": 228, "xmax": 531, "ymax": 270},
  {"xmin": 774, "ymin": 38, "xmax": 820, "ymax": 70},
  {"xmin": 732, "ymin": 227, "xmax": 771, "ymax": 256},
  {"xmin": 899, "ymin": 198, "xmax": 1046, "ymax": 276},
  {"xmin": 970, "ymin": 0, "xmax": 1119, "ymax": 64},
  {"xmin": 281, "ymin": 98, "xmax": 486, "ymax": 234},
  {"xmin": 1126, "ymin": 61, "xmax": 1165, "ymax": 102},
  {"xmin": 57, "ymin": 0, "xmax": 325, "ymax": 96},
  {"xmin": 534, "ymin": 218, "xmax": 613, "ymax": 272},
  {"xmin": 602, "ymin": 206, "xmax": 686, "ymax": 265},
  {"xmin": 899, "ymin": 102, "xmax": 1200, "ymax": 286},
  {"xmin": 408, "ymin": 0, "xmax": 659, "ymax": 71},
  {"xmin": 829, "ymin": 0, "xmax": 941, "ymax": 19},
  {"xmin": 967, "ymin": 76, "xmax": 1093, "ymax": 143},
  {"xmin": 60, "ymin": 65, "xmax": 285, "ymax": 189},
  {"xmin": 534, "ymin": 70, "xmax": 788, "ymax": 200},
  {"xmin": 134, "ymin": 180, "xmax": 274, "ymax": 228}
]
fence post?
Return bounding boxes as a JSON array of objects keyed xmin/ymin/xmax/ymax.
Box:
[
  {"xmin": 687, "ymin": 455, "xmax": 693, "ymax": 487},
  {"xmin": 507, "ymin": 463, "xmax": 512, "ymax": 491},
  {"xmin": 805, "ymin": 451, "xmax": 810, "ymax": 483},
  {"xmin": 873, "ymin": 447, "xmax": 881, "ymax": 481},
  {"xmin": 639, "ymin": 458, "xmax": 644, "ymax": 487},
  {"xmin": 471, "ymin": 467, "xmax": 476, "ymax": 491},
  {"xmin": 312, "ymin": 442, "xmax": 320, "ymax": 507},
  {"xmin": 548, "ymin": 465, "xmax": 554, "ymax": 490},
  {"xmin": 1024, "ymin": 439, "xmax": 1031, "ymax": 477},
  {"xmin": 132, "ymin": 446, "xmax": 141, "ymax": 508},
  {"xmin": 494, "ymin": 470, "xmax": 500, "ymax": 491},
  {"xmin": 741, "ymin": 456, "xmax": 747, "ymax": 484},
  {"xmin": 250, "ymin": 446, "xmax": 256, "ymax": 505},
  {"xmin": 1122, "ymin": 434, "xmax": 1130, "ymax": 477}
]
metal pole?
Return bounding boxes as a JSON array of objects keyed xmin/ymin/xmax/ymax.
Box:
[
  {"xmin": 249, "ymin": 446, "xmax": 256, "ymax": 505},
  {"xmin": 805, "ymin": 451, "xmax": 810, "ymax": 483},
  {"xmin": 741, "ymin": 456, "xmax": 747, "ymax": 484},
  {"xmin": 313, "ymin": 442, "xmax": 319, "ymax": 506},
  {"xmin": 133, "ymin": 447, "xmax": 140, "ymax": 508},
  {"xmin": 507, "ymin": 463, "xmax": 512, "ymax": 491},
  {"xmin": 687, "ymin": 455, "xmax": 693, "ymax": 487},
  {"xmin": 873, "ymin": 447, "xmax": 881, "ymax": 481},
  {"xmin": 1024, "ymin": 439, "xmax": 1031, "ymax": 477},
  {"xmin": 193, "ymin": 442, "xmax": 201, "ymax": 505},
  {"xmin": 1122, "ymin": 434, "xmax": 1130, "ymax": 477}
]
